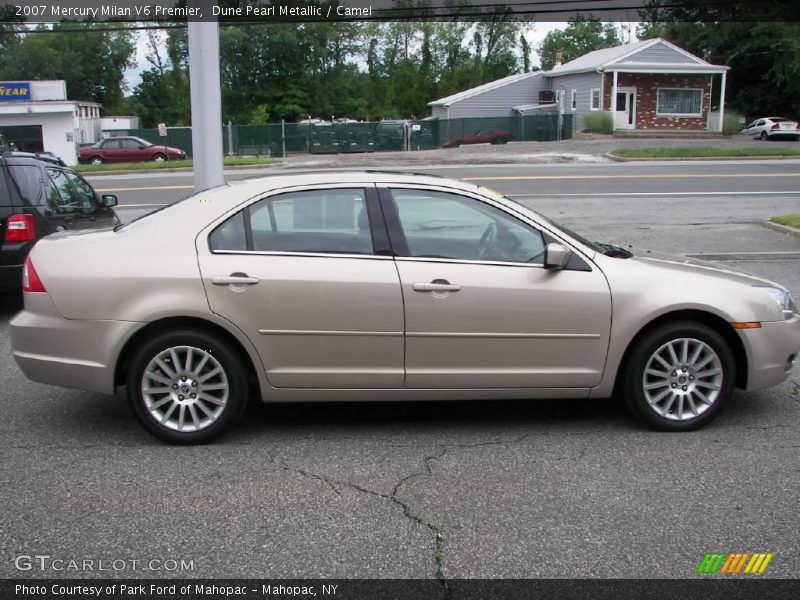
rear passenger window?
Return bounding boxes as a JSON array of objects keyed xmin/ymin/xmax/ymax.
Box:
[{"xmin": 209, "ymin": 189, "xmax": 373, "ymax": 255}]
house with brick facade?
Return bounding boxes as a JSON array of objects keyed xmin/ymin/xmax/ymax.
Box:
[
  {"xmin": 546, "ymin": 38, "xmax": 729, "ymax": 133},
  {"xmin": 426, "ymin": 38, "xmax": 730, "ymax": 134}
]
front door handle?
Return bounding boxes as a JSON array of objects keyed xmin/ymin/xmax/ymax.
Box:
[
  {"xmin": 212, "ymin": 274, "xmax": 260, "ymax": 286},
  {"xmin": 413, "ymin": 280, "xmax": 461, "ymax": 292}
]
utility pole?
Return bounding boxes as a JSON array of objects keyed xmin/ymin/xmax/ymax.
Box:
[{"xmin": 188, "ymin": 0, "xmax": 224, "ymax": 192}]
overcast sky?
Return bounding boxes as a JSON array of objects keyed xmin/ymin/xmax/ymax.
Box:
[{"xmin": 123, "ymin": 21, "xmax": 639, "ymax": 91}]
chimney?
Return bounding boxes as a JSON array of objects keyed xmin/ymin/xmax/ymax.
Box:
[{"xmin": 555, "ymin": 51, "xmax": 563, "ymax": 67}]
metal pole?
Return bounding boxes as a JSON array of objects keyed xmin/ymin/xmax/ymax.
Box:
[
  {"xmin": 227, "ymin": 120, "xmax": 233, "ymax": 156},
  {"xmin": 718, "ymin": 71, "xmax": 727, "ymax": 133},
  {"xmin": 281, "ymin": 120, "xmax": 286, "ymax": 158},
  {"xmin": 188, "ymin": 1, "xmax": 224, "ymax": 192}
]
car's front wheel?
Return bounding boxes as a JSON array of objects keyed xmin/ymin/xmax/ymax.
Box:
[
  {"xmin": 126, "ymin": 329, "xmax": 248, "ymax": 444},
  {"xmin": 760, "ymin": 131, "xmax": 768, "ymax": 140},
  {"xmin": 152, "ymin": 153, "xmax": 168, "ymax": 162},
  {"xmin": 622, "ymin": 321, "xmax": 735, "ymax": 431}
]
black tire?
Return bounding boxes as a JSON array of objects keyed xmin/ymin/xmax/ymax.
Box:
[
  {"xmin": 622, "ymin": 321, "xmax": 735, "ymax": 431},
  {"xmin": 493, "ymin": 137, "xmax": 509, "ymax": 145},
  {"xmin": 760, "ymin": 131, "xmax": 768, "ymax": 140},
  {"xmin": 152, "ymin": 152, "xmax": 168, "ymax": 162},
  {"xmin": 89, "ymin": 156, "xmax": 103, "ymax": 165},
  {"xmin": 126, "ymin": 329, "xmax": 248, "ymax": 444}
]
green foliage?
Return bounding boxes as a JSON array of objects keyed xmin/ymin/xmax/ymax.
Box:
[
  {"xmin": 613, "ymin": 147, "xmax": 800, "ymax": 158},
  {"xmin": 770, "ymin": 214, "xmax": 800, "ymax": 229},
  {"xmin": 539, "ymin": 18, "xmax": 621, "ymax": 71},
  {"xmin": 0, "ymin": 22, "xmax": 135, "ymax": 113},
  {"xmin": 583, "ymin": 111, "xmax": 613, "ymax": 134},
  {"xmin": 722, "ymin": 111, "xmax": 743, "ymax": 136}
]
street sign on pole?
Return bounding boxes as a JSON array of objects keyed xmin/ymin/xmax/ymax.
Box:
[
  {"xmin": 157, "ymin": 123, "xmax": 167, "ymax": 137},
  {"xmin": 188, "ymin": 0, "xmax": 224, "ymax": 192}
]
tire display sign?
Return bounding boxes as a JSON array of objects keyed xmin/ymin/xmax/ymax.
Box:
[
  {"xmin": 0, "ymin": 81, "xmax": 31, "ymax": 102},
  {"xmin": 157, "ymin": 123, "xmax": 167, "ymax": 136}
]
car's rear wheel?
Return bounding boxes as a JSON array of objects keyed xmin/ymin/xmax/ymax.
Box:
[
  {"xmin": 126, "ymin": 329, "xmax": 248, "ymax": 444},
  {"xmin": 89, "ymin": 156, "xmax": 103, "ymax": 165},
  {"xmin": 622, "ymin": 321, "xmax": 735, "ymax": 431}
]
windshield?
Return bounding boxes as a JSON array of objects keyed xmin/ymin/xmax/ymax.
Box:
[
  {"xmin": 531, "ymin": 212, "xmax": 603, "ymax": 253},
  {"xmin": 131, "ymin": 136, "xmax": 154, "ymax": 147}
]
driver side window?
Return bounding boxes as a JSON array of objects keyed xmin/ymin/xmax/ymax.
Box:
[{"xmin": 390, "ymin": 189, "xmax": 545, "ymax": 264}]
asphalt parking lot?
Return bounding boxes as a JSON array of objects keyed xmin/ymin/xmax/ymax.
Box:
[{"xmin": 1, "ymin": 158, "xmax": 799, "ymax": 581}]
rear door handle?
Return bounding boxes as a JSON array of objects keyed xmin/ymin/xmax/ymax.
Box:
[
  {"xmin": 413, "ymin": 281, "xmax": 461, "ymax": 292},
  {"xmin": 212, "ymin": 274, "xmax": 260, "ymax": 286}
]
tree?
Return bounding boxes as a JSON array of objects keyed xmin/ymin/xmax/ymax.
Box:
[
  {"xmin": 0, "ymin": 22, "xmax": 135, "ymax": 113},
  {"xmin": 538, "ymin": 19, "xmax": 621, "ymax": 71}
]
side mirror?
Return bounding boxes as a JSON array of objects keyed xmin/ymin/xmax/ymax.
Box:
[
  {"xmin": 101, "ymin": 194, "xmax": 118, "ymax": 208},
  {"xmin": 544, "ymin": 243, "xmax": 572, "ymax": 270}
]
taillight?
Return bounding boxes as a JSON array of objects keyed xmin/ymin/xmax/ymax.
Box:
[
  {"xmin": 796, "ymin": 122, "xmax": 800, "ymax": 129},
  {"xmin": 4, "ymin": 213, "xmax": 36, "ymax": 243},
  {"xmin": 22, "ymin": 255, "xmax": 46, "ymax": 293},
  {"xmin": 771, "ymin": 122, "xmax": 780, "ymax": 130}
]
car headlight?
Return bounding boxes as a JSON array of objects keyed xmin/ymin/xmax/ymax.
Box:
[{"xmin": 756, "ymin": 286, "xmax": 796, "ymax": 320}]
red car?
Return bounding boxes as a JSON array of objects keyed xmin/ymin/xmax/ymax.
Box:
[
  {"xmin": 79, "ymin": 136, "xmax": 187, "ymax": 165},
  {"xmin": 443, "ymin": 128, "xmax": 513, "ymax": 148}
]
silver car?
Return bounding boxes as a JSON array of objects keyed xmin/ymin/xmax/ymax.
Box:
[
  {"xmin": 741, "ymin": 117, "xmax": 800, "ymax": 140},
  {"xmin": 10, "ymin": 172, "xmax": 800, "ymax": 443}
]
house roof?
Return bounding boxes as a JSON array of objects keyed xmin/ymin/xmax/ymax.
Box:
[
  {"xmin": 545, "ymin": 38, "xmax": 728, "ymax": 76},
  {"xmin": 428, "ymin": 71, "xmax": 543, "ymax": 107}
]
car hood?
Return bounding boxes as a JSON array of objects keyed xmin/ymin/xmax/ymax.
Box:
[{"xmin": 627, "ymin": 248, "xmax": 783, "ymax": 289}]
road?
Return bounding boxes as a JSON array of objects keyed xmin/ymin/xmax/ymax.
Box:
[{"xmin": 1, "ymin": 159, "xmax": 798, "ymax": 582}]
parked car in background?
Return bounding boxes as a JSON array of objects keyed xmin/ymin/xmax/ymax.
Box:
[
  {"xmin": 443, "ymin": 128, "xmax": 513, "ymax": 148},
  {"xmin": 79, "ymin": 136, "xmax": 187, "ymax": 165},
  {"xmin": 10, "ymin": 172, "xmax": 799, "ymax": 443},
  {"xmin": 1, "ymin": 152, "xmax": 117, "ymax": 291},
  {"xmin": 741, "ymin": 117, "xmax": 800, "ymax": 140}
]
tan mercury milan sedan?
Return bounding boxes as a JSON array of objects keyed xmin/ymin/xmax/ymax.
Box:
[{"xmin": 10, "ymin": 172, "xmax": 800, "ymax": 444}]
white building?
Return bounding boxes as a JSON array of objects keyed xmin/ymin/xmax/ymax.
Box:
[
  {"xmin": 101, "ymin": 115, "xmax": 140, "ymax": 132},
  {"xmin": 0, "ymin": 80, "xmax": 102, "ymax": 165}
]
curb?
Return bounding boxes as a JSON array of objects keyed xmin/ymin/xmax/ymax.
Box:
[
  {"xmin": 761, "ymin": 220, "xmax": 800, "ymax": 239},
  {"xmin": 606, "ymin": 152, "xmax": 800, "ymax": 162},
  {"xmin": 79, "ymin": 162, "xmax": 282, "ymax": 176}
]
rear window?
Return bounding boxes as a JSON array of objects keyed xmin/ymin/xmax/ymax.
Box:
[
  {"xmin": 0, "ymin": 165, "xmax": 10, "ymax": 206},
  {"xmin": 7, "ymin": 164, "xmax": 42, "ymax": 205}
]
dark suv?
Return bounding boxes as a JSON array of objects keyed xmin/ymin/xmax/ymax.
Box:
[{"xmin": 1, "ymin": 152, "xmax": 118, "ymax": 291}]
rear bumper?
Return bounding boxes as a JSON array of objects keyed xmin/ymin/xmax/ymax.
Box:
[
  {"xmin": 741, "ymin": 316, "xmax": 800, "ymax": 391},
  {"xmin": 0, "ymin": 264, "xmax": 22, "ymax": 291},
  {"xmin": 10, "ymin": 293, "xmax": 144, "ymax": 394}
]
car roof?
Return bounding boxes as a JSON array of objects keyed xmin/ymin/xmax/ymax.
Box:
[
  {"xmin": 1, "ymin": 151, "xmax": 66, "ymax": 167},
  {"xmin": 124, "ymin": 170, "xmax": 497, "ymax": 233}
]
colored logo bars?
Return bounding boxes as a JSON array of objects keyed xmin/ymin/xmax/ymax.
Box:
[{"xmin": 697, "ymin": 552, "xmax": 773, "ymax": 574}]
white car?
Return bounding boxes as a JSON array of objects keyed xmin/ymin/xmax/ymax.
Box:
[{"xmin": 741, "ymin": 117, "xmax": 799, "ymax": 140}]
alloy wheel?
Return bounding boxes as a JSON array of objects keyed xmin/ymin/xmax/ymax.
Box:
[
  {"xmin": 141, "ymin": 345, "xmax": 229, "ymax": 432},
  {"xmin": 641, "ymin": 337, "xmax": 723, "ymax": 421}
]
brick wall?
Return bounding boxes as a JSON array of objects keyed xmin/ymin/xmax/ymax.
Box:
[{"xmin": 603, "ymin": 73, "xmax": 713, "ymax": 130}]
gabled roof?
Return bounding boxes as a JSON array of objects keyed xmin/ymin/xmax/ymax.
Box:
[
  {"xmin": 428, "ymin": 71, "xmax": 543, "ymax": 107},
  {"xmin": 545, "ymin": 38, "xmax": 728, "ymax": 76}
]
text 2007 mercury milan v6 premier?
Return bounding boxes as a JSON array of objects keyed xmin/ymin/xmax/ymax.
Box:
[{"xmin": 10, "ymin": 172, "xmax": 800, "ymax": 443}]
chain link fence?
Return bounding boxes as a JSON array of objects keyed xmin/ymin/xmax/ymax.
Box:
[{"xmin": 99, "ymin": 114, "xmax": 574, "ymax": 158}]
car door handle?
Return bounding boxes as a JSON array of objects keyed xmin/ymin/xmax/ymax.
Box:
[
  {"xmin": 413, "ymin": 281, "xmax": 461, "ymax": 292},
  {"xmin": 211, "ymin": 275, "xmax": 260, "ymax": 286}
]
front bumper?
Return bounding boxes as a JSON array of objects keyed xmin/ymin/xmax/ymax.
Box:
[
  {"xmin": 740, "ymin": 316, "xmax": 800, "ymax": 391},
  {"xmin": 10, "ymin": 293, "xmax": 144, "ymax": 394}
]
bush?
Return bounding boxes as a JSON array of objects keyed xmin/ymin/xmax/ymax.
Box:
[
  {"xmin": 583, "ymin": 111, "xmax": 613, "ymax": 134},
  {"xmin": 722, "ymin": 110, "xmax": 743, "ymax": 136}
]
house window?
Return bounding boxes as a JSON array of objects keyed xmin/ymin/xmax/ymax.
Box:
[
  {"xmin": 590, "ymin": 89, "xmax": 601, "ymax": 111},
  {"xmin": 571, "ymin": 90, "xmax": 577, "ymax": 111},
  {"xmin": 656, "ymin": 88, "xmax": 703, "ymax": 116}
]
